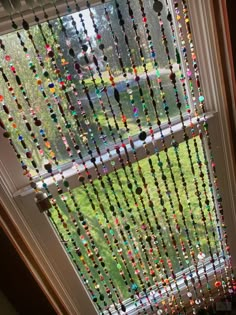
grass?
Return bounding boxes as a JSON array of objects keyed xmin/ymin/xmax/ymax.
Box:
[
  {"xmin": 64, "ymin": 72, "xmax": 184, "ymax": 160},
  {"xmin": 51, "ymin": 137, "xmax": 219, "ymax": 307}
]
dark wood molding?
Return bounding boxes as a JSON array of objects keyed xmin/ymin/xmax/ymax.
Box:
[
  {"xmin": 212, "ymin": 0, "xmax": 236, "ymax": 171},
  {"xmin": 0, "ymin": 202, "xmax": 69, "ymax": 315}
]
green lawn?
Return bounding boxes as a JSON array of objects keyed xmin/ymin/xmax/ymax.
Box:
[{"xmin": 51, "ymin": 137, "xmax": 218, "ymax": 307}]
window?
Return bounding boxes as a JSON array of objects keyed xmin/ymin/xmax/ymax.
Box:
[
  {"xmin": 0, "ymin": 0, "xmax": 185, "ymax": 172},
  {"xmin": 0, "ymin": 0, "xmax": 235, "ymax": 315}
]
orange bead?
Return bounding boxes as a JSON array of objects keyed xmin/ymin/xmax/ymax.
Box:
[{"xmin": 215, "ymin": 281, "xmax": 221, "ymax": 288}]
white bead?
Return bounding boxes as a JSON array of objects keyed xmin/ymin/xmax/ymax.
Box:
[{"xmin": 197, "ymin": 253, "xmax": 206, "ymax": 261}]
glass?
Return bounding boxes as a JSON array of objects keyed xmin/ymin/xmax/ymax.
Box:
[
  {"xmin": 50, "ymin": 138, "xmax": 219, "ymax": 309},
  {"xmin": 0, "ymin": 0, "xmax": 185, "ymax": 175}
]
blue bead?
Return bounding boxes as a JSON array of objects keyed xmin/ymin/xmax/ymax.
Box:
[
  {"xmin": 131, "ymin": 283, "xmax": 138, "ymax": 291},
  {"xmin": 199, "ymin": 96, "xmax": 205, "ymax": 102}
]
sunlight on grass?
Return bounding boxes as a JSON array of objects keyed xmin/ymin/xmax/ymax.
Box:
[{"xmin": 51, "ymin": 137, "xmax": 218, "ymax": 305}]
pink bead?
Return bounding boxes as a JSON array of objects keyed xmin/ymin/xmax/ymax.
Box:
[
  {"xmin": 187, "ymin": 70, "xmax": 192, "ymax": 76},
  {"xmin": 5, "ymin": 55, "xmax": 11, "ymax": 61}
]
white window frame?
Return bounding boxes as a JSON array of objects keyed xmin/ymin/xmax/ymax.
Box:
[{"xmin": 0, "ymin": 0, "xmax": 236, "ymax": 314}]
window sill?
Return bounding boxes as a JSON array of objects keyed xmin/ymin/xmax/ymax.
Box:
[{"xmin": 106, "ymin": 255, "xmax": 229, "ymax": 315}]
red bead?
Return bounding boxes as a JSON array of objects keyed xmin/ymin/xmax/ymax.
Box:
[
  {"xmin": 122, "ymin": 115, "xmax": 127, "ymax": 122},
  {"xmin": 215, "ymin": 281, "xmax": 221, "ymax": 288},
  {"xmin": 143, "ymin": 17, "xmax": 147, "ymax": 23}
]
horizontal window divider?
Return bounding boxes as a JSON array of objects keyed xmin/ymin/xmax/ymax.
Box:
[
  {"xmin": 0, "ymin": 0, "xmax": 107, "ymax": 36},
  {"xmin": 13, "ymin": 112, "xmax": 216, "ymax": 199},
  {"xmin": 105, "ymin": 255, "xmax": 229, "ymax": 315}
]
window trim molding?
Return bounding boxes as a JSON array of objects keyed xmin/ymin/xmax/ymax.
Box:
[
  {"xmin": 0, "ymin": 201, "xmax": 70, "ymax": 315},
  {"xmin": 0, "ymin": 178, "xmax": 98, "ymax": 315},
  {"xmin": 187, "ymin": 0, "xmax": 236, "ymax": 267}
]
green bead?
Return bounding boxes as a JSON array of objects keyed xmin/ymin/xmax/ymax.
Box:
[
  {"xmin": 176, "ymin": 48, "xmax": 181, "ymax": 64},
  {"xmin": 117, "ymin": 263, "xmax": 122, "ymax": 270},
  {"xmin": 3, "ymin": 132, "xmax": 11, "ymax": 138},
  {"xmin": 63, "ymin": 181, "xmax": 69, "ymax": 187},
  {"xmin": 199, "ymin": 96, "xmax": 205, "ymax": 102}
]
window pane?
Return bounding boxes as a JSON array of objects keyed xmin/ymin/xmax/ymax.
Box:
[
  {"xmin": 49, "ymin": 137, "xmax": 219, "ymax": 309},
  {"xmin": 0, "ymin": 0, "xmax": 185, "ymax": 174}
]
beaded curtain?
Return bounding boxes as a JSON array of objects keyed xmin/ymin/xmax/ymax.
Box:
[{"xmin": 0, "ymin": 0, "xmax": 234, "ymax": 314}]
